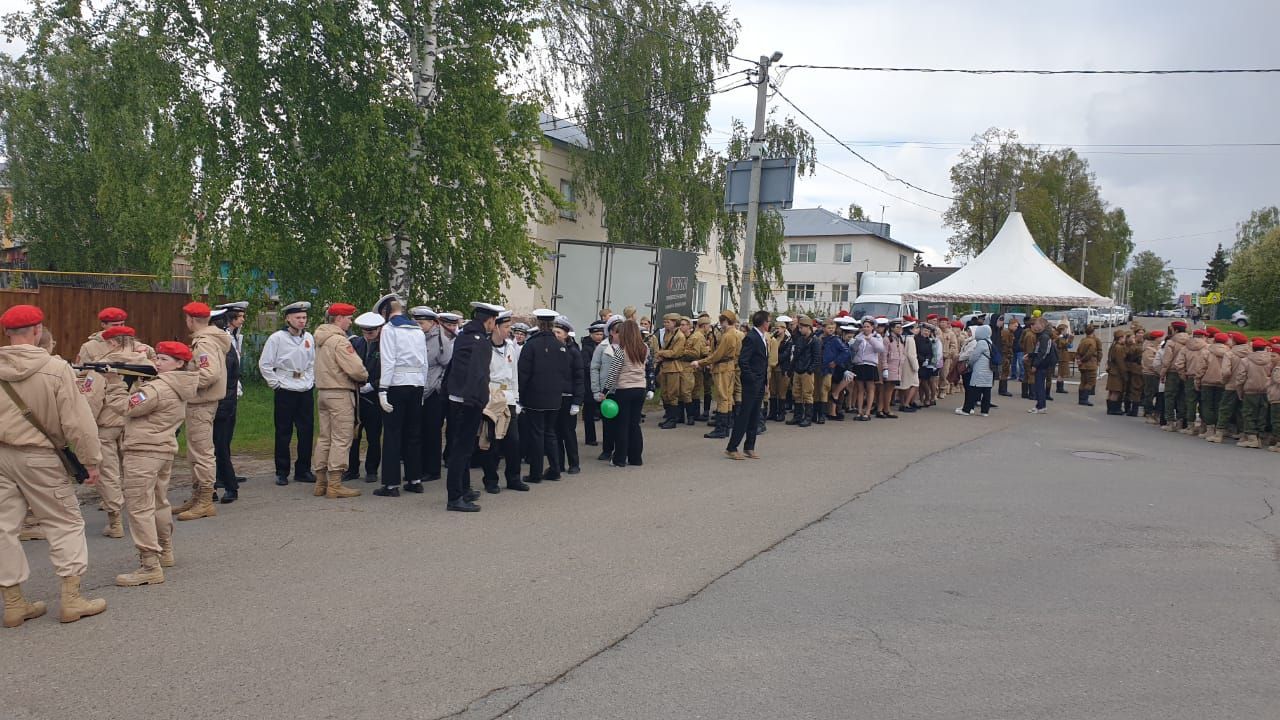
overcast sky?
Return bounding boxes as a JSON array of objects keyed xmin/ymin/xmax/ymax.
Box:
[
  {"xmin": 707, "ymin": 0, "xmax": 1279, "ymax": 294},
  {"xmin": 3, "ymin": 0, "xmax": 1276, "ymax": 294}
]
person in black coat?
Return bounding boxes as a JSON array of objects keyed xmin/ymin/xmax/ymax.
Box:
[
  {"xmin": 211, "ymin": 308, "xmax": 242, "ymax": 503},
  {"xmin": 726, "ymin": 310, "xmax": 770, "ymax": 458},
  {"xmin": 345, "ymin": 312, "xmax": 385, "ymax": 482},
  {"xmin": 518, "ymin": 310, "xmax": 572, "ymax": 484},
  {"xmin": 442, "ymin": 302, "xmax": 503, "ymax": 512},
  {"xmin": 556, "ymin": 320, "xmax": 586, "ymax": 475}
]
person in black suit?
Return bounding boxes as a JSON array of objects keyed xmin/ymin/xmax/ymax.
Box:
[
  {"xmin": 442, "ymin": 301, "xmax": 504, "ymax": 512},
  {"xmin": 726, "ymin": 310, "xmax": 770, "ymax": 460},
  {"xmin": 518, "ymin": 309, "xmax": 572, "ymax": 484}
]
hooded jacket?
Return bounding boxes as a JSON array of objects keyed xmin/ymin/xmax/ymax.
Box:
[
  {"xmin": 424, "ymin": 325, "xmax": 453, "ymax": 397},
  {"xmin": 1236, "ymin": 349, "xmax": 1272, "ymax": 395},
  {"xmin": 1200, "ymin": 342, "xmax": 1231, "ymax": 387},
  {"xmin": 190, "ymin": 324, "xmax": 232, "ymax": 405},
  {"xmin": 0, "ymin": 345, "xmax": 102, "ymax": 465},
  {"xmin": 314, "ymin": 323, "xmax": 369, "ymax": 391},
  {"xmin": 1269, "ymin": 364, "xmax": 1280, "ymax": 405},
  {"xmin": 1165, "ymin": 332, "xmax": 1190, "ymax": 377},
  {"xmin": 961, "ymin": 325, "xmax": 994, "ymax": 388},
  {"xmin": 1223, "ymin": 344, "xmax": 1250, "ymax": 392},
  {"xmin": 114, "ymin": 370, "xmax": 199, "ymax": 456},
  {"xmin": 1182, "ymin": 336, "xmax": 1209, "ymax": 382}
]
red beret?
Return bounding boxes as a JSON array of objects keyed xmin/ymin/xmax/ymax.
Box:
[
  {"xmin": 327, "ymin": 302, "xmax": 357, "ymax": 317},
  {"xmin": 0, "ymin": 304, "xmax": 44, "ymax": 330},
  {"xmin": 926, "ymin": 313, "xmax": 938, "ymax": 320},
  {"xmin": 1251, "ymin": 338, "xmax": 1268, "ymax": 350},
  {"xmin": 1192, "ymin": 329, "xmax": 1207, "ymax": 337},
  {"xmin": 904, "ymin": 315, "xmax": 917, "ymax": 322},
  {"xmin": 1148, "ymin": 330, "xmax": 1165, "ymax": 339},
  {"xmin": 97, "ymin": 307, "xmax": 127, "ymax": 323},
  {"xmin": 1230, "ymin": 331, "xmax": 1248, "ymax": 344},
  {"xmin": 155, "ymin": 341, "xmax": 193, "ymax": 362},
  {"xmin": 182, "ymin": 302, "xmax": 211, "ymax": 318},
  {"xmin": 1270, "ymin": 336, "xmax": 1280, "ymax": 345},
  {"xmin": 1205, "ymin": 326, "xmax": 1220, "ymax": 335},
  {"xmin": 1170, "ymin": 320, "xmax": 1187, "ymax": 329},
  {"xmin": 951, "ymin": 321, "xmax": 963, "ymax": 328},
  {"xmin": 101, "ymin": 326, "xmax": 136, "ymax": 340},
  {"xmin": 1214, "ymin": 332, "xmax": 1229, "ymax": 344}
]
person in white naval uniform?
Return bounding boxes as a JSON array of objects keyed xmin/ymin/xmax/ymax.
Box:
[
  {"xmin": 371, "ymin": 294, "xmax": 429, "ymax": 497},
  {"xmin": 258, "ymin": 301, "xmax": 317, "ymax": 486}
]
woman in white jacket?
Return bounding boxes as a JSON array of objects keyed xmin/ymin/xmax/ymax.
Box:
[{"xmin": 897, "ymin": 320, "xmax": 921, "ymax": 412}]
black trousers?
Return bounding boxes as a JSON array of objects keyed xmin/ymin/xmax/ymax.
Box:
[
  {"xmin": 962, "ymin": 384, "xmax": 992, "ymax": 414},
  {"xmin": 214, "ymin": 405, "xmax": 238, "ymax": 494},
  {"xmin": 557, "ymin": 396, "xmax": 580, "ymax": 470},
  {"xmin": 380, "ymin": 385, "xmax": 422, "ymax": 488},
  {"xmin": 582, "ymin": 397, "xmax": 599, "ymax": 444},
  {"xmin": 420, "ymin": 391, "xmax": 445, "ymax": 480},
  {"xmin": 611, "ymin": 388, "xmax": 645, "ymax": 466},
  {"xmin": 481, "ymin": 405, "xmax": 523, "ymax": 487},
  {"xmin": 727, "ymin": 383, "xmax": 764, "ymax": 453},
  {"xmin": 523, "ymin": 408, "xmax": 558, "ymax": 480},
  {"xmin": 273, "ymin": 388, "xmax": 314, "ymax": 477},
  {"xmin": 600, "ymin": 411, "xmax": 616, "ymax": 456},
  {"xmin": 445, "ymin": 401, "xmax": 484, "ymax": 501},
  {"xmin": 348, "ymin": 392, "xmax": 382, "ymax": 477}
]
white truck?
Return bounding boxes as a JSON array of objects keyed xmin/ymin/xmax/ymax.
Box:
[{"xmin": 852, "ymin": 271, "xmax": 920, "ymax": 321}]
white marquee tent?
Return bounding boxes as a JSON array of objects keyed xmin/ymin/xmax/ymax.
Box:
[{"xmin": 905, "ymin": 212, "xmax": 1112, "ymax": 307}]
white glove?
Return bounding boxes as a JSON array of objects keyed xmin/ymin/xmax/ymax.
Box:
[
  {"xmin": 514, "ymin": 403, "xmax": 523, "ymax": 415},
  {"xmin": 570, "ymin": 404, "xmax": 580, "ymax": 416},
  {"xmin": 378, "ymin": 391, "xmax": 394, "ymax": 413},
  {"xmin": 593, "ymin": 392, "xmax": 605, "ymax": 402},
  {"xmin": 843, "ymin": 370, "xmax": 854, "ymax": 383},
  {"xmin": 882, "ymin": 369, "xmax": 889, "ymax": 380},
  {"xmin": 359, "ymin": 383, "xmax": 374, "ymax": 394},
  {"xmin": 645, "ymin": 391, "xmax": 654, "ymax": 400},
  {"xmin": 236, "ymin": 381, "xmax": 244, "ymax": 398}
]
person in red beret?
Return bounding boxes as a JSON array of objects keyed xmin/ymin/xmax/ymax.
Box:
[
  {"xmin": 76, "ymin": 307, "xmax": 130, "ymax": 364},
  {"xmin": 110, "ymin": 339, "xmax": 199, "ymax": 587},
  {"xmin": 310, "ymin": 303, "xmax": 368, "ymax": 499},
  {"xmin": 1210, "ymin": 331, "xmax": 1253, "ymax": 443},
  {"xmin": 1234, "ymin": 338, "xmax": 1274, "ymax": 448},
  {"xmin": 1197, "ymin": 331, "xmax": 1234, "ymax": 440},
  {"xmin": 1160, "ymin": 320, "xmax": 1191, "ymax": 431},
  {"xmin": 172, "ymin": 300, "xmax": 232, "ymax": 520},
  {"xmin": 1178, "ymin": 328, "xmax": 1211, "ymax": 433},
  {"xmin": 0, "ymin": 304, "xmax": 109, "ymax": 626}
]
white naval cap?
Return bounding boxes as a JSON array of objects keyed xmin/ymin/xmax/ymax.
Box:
[
  {"xmin": 776, "ymin": 315, "xmax": 793, "ymax": 324},
  {"xmin": 496, "ymin": 310, "xmax": 513, "ymax": 324},
  {"xmin": 532, "ymin": 308, "xmax": 558, "ymax": 320},
  {"xmin": 470, "ymin": 301, "xmax": 505, "ymax": 318},
  {"xmin": 354, "ymin": 312, "xmax": 386, "ymax": 329},
  {"xmin": 554, "ymin": 315, "xmax": 574, "ymax": 332},
  {"xmin": 282, "ymin": 301, "xmax": 311, "ymax": 315},
  {"xmin": 437, "ymin": 312, "xmax": 463, "ymax": 323},
  {"xmin": 215, "ymin": 301, "xmax": 249, "ymax": 312},
  {"xmin": 373, "ymin": 293, "xmax": 401, "ymax": 316},
  {"xmin": 511, "ymin": 322, "xmax": 530, "ymax": 333},
  {"xmin": 409, "ymin": 306, "xmax": 437, "ymax": 320},
  {"xmin": 209, "ymin": 308, "xmax": 228, "ymax": 319}
]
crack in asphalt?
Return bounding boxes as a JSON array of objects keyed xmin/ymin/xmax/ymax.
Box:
[
  {"xmin": 1245, "ymin": 495, "xmax": 1280, "ymax": 578},
  {"xmin": 431, "ymin": 428, "xmax": 1005, "ymax": 720}
]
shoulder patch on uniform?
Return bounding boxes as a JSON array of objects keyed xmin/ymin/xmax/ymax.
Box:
[
  {"xmin": 345, "ymin": 344, "xmax": 355, "ymax": 354},
  {"xmin": 79, "ymin": 376, "xmax": 94, "ymax": 393},
  {"xmin": 129, "ymin": 391, "xmax": 146, "ymax": 408},
  {"xmin": 304, "ymin": 339, "xmax": 311, "ymax": 348},
  {"xmin": 198, "ymin": 353, "xmax": 211, "ymax": 369}
]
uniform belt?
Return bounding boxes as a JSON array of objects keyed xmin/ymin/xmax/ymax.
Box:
[
  {"xmin": 291, "ymin": 371, "xmax": 303, "ymax": 379},
  {"xmin": 394, "ymin": 365, "xmax": 424, "ymax": 372},
  {"xmin": 489, "ymin": 381, "xmax": 509, "ymax": 390}
]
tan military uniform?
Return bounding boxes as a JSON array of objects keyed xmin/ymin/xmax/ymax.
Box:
[
  {"xmin": 1076, "ymin": 334, "xmax": 1101, "ymax": 393},
  {"xmin": 177, "ymin": 325, "xmax": 231, "ymax": 519},
  {"xmin": 76, "ymin": 332, "xmax": 158, "ymax": 365},
  {"xmin": 0, "ymin": 344, "xmax": 104, "ymax": 611},
  {"xmin": 700, "ymin": 312, "xmax": 742, "ymax": 413},
  {"xmin": 684, "ymin": 327, "xmax": 709, "ymax": 402},
  {"xmin": 77, "ymin": 366, "xmax": 128, "ymax": 536},
  {"xmin": 656, "ymin": 324, "xmax": 691, "ymax": 406},
  {"xmin": 767, "ymin": 332, "xmax": 784, "ymax": 399},
  {"xmin": 313, "ymin": 323, "xmax": 368, "ymax": 487}
]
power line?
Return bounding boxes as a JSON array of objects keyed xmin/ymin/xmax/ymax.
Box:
[
  {"xmin": 769, "ymin": 84, "xmax": 956, "ymax": 201},
  {"xmin": 1134, "ymin": 228, "xmax": 1234, "ymax": 245},
  {"xmin": 775, "ymin": 64, "xmax": 1280, "ymax": 76},
  {"xmin": 815, "ymin": 161, "xmax": 945, "ymax": 214},
  {"xmin": 541, "ymin": 70, "xmax": 751, "ymax": 128}
]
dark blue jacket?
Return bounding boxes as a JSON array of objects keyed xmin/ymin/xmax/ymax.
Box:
[
  {"xmin": 821, "ymin": 333, "xmax": 851, "ymax": 375},
  {"xmin": 790, "ymin": 332, "xmax": 821, "ymax": 374},
  {"xmin": 445, "ymin": 319, "xmax": 492, "ymax": 408}
]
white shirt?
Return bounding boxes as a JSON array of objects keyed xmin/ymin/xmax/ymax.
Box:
[
  {"xmin": 488, "ymin": 339, "xmax": 520, "ymax": 405},
  {"xmin": 258, "ymin": 329, "xmax": 315, "ymax": 391},
  {"xmin": 378, "ymin": 315, "xmax": 429, "ymax": 389}
]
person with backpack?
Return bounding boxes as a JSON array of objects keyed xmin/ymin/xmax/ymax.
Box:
[
  {"xmin": 1029, "ymin": 317, "xmax": 1057, "ymax": 414},
  {"xmin": 956, "ymin": 325, "xmax": 994, "ymax": 416}
]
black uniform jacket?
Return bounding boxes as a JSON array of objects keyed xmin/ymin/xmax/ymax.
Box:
[
  {"xmin": 565, "ymin": 341, "xmax": 585, "ymax": 405},
  {"xmin": 518, "ymin": 331, "xmax": 571, "ymax": 411},
  {"xmin": 446, "ymin": 319, "xmax": 492, "ymax": 408},
  {"xmin": 791, "ymin": 333, "xmax": 821, "ymax": 374},
  {"xmin": 350, "ymin": 335, "xmax": 381, "ymax": 388},
  {"xmin": 739, "ymin": 328, "xmax": 768, "ymax": 393}
]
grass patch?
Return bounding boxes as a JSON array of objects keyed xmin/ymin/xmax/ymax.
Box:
[{"xmin": 232, "ymin": 380, "xmax": 279, "ymax": 456}]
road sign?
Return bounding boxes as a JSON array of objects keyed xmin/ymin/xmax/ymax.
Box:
[
  {"xmin": 724, "ymin": 157, "xmax": 798, "ymax": 212},
  {"xmin": 1202, "ymin": 292, "xmax": 1222, "ymax": 305}
]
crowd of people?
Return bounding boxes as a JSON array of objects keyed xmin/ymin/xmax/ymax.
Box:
[
  {"xmin": 5, "ymin": 294, "xmax": 1278, "ymax": 629},
  {"xmin": 1100, "ymin": 319, "xmax": 1280, "ymax": 451}
]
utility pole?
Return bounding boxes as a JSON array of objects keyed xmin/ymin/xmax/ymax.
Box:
[
  {"xmin": 738, "ymin": 51, "xmax": 782, "ymax": 319},
  {"xmin": 1110, "ymin": 250, "xmax": 1119, "ymax": 304},
  {"xmin": 1079, "ymin": 238, "xmax": 1087, "ymax": 284}
]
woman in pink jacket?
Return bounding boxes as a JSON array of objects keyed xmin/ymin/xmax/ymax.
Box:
[{"xmin": 879, "ymin": 320, "xmax": 904, "ymax": 418}]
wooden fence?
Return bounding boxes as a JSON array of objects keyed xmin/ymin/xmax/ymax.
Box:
[{"xmin": 0, "ymin": 285, "xmax": 192, "ymax": 360}]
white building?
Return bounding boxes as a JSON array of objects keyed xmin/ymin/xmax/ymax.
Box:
[{"xmin": 767, "ymin": 207, "xmax": 922, "ymax": 316}]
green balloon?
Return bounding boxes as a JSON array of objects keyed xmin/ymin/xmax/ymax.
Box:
[{"xmin": 600, "ymin": 398, "xmax": 620, "ymax": 419}]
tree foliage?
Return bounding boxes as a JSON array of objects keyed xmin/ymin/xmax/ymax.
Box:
[
  {"xmin": 1233, "ymin": 205, "xmax": 1279, "ymax": 257},
  {"xmin": 707, "ymin": 113, "xmax": 815, "ymax": 308},
  {"xmin": 943, "ymin": 128, "xmax": 1133, "ymax": 295},
  {"xmin": 1223, "ymin": 226, "xmax": 1280, "ymax": 328},
  {"xmin": 1127, "ymin": 250, "xmax": 1176, "ymax": 312},
  {"xmin": 846, "ymin": 202, "xmax": 867, "ymax": 221},
  {"xmin": 1201, "ymin": 243, "xmax": 1229, "ymax": 293},
  {"xmin": 541, "ymin": 0, "xmax": 738, "ymax": 253}
]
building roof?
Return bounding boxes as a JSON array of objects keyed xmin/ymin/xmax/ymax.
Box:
[
  {"xmin": 539, "ymin": 113, "xmax": 589, "ymax": 150},
  {"xmin": 779, "ymin": 207, "xmax": 921, "ymax": 253}
]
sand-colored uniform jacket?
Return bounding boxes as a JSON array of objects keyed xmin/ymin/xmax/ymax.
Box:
[
  {"xmin": 189, "ymin": 325, "xmax": 232, "ymax": 405},
  {"xmin": 701, "ymin": 327, "xmax": 743, "ymax": 376},
  {"xmin": 0, "ymin": 345, "xmax": 102, "ymax": 465},
  {"xmin": 314, "ymin": 323, "xmax": 368, "ymax": 391},
  {"xmin": 1235, "ymin": 351, "xmax": 1272, "ymax": 395},
  {"xmin": 1076, "ymin": 335, "xmax": 1101, "ymax": 371},
  {"xmin": 656, "ymin": 330, "xmax": 689, "ymax": 374},
  {"xmin": 109, "ymin": 370, "xmax": 198, "ymax": 456}
]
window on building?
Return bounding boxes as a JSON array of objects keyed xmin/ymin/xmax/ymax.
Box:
[
  {"xmin": 833, "ymin": 243, "xmax": 852, "ymax": 263},
  {"xmin": 898, "ymin": 253, "xmax": 909, "ymax": 271},
  {"xmin": 832, "ymin": 283, "xmax": 850, "ymax": 303},
  {"xmin": 786, "ymin": 283, "xmax": 816, "ymax": 303},
  {"xmin": 788, "ymin": 243, "xmax": 817, "ymax": 263},
  {"xmin": 559, "ymin": 179, "xmax": 576, "ymax": 220},
  {"xmin": 695, "ymin": 281, "xmax": 707, "ymax": 313},
  {"xmin": 720, "ymin": 285, "xmax": 734, "ymax": 312}
]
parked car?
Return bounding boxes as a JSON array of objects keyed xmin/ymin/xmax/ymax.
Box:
[
  {"xmin": 1170, "ymin": 307, "xmax": 1188, "ymax": 318},
  {"xmin": 1232, "ymin": 310, "xmax": 1249, "ymax": 327},
  {"xmin": 1042, "ymin": 310, "xmax": 1084, "ymax": 335}
]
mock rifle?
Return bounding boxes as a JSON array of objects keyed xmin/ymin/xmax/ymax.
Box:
[{"xmin": 73, "ymin": 362, "xmax": 159, "ymax": 388}]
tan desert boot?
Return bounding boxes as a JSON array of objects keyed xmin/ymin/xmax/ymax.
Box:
[
  {"xmin": 116, "ymin": 552, "xmax": 165, "ymax": 587},
  {"xmin": 158, "ymin": 537, "xmax": 175, "ymax": 568},
  {"xmin": 172, "ymin": 488, "xmax": 198, "ymax": 515},
  {"xmin": 103, "ymin": 511, "xmax": 124, "ymax": 538},
  {"xmin": 58, "ymin": 576, "xmax": 106, "ymax": 623},
  {"xmin": 1205, "ymin": 428, "xmax": 1223, "ymax": 444},
  {"xmin": 325, "ymin": 470, "xmax": 360, "ymax": 499},
  {"xmin": 2, "ymin": 584, "xmax": 47, "ymax": 628},
  {"xmin": 176, "ymin": 489, "xmax": 218, "ymax": 521},
  {"xmin": 1237, "ymin": 434, "xmax": 1262, "ymax": 449},
  {"xmin": 313, "ymin": 471, "xmax": 329, "ymax": 497}
]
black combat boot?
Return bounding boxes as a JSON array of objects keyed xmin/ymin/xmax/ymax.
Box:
[
  {"xmin": 1126, "ymin": 402, "xmax": 1139, "ymax": 417},
  {"xmin": 684, "ymin": 402, "xmax": 698, "ymax": 426},
  {"xmin": 1056, "ymin": 380, "xmax": 1067, "ymax": 394},
  {"xmin": 1106, "ymin": 400, "xmax": 1122, "ymax": 415},
  {"xmin": 756, "ymin": 406, "xmax": 767, "ymax": 434},
  {"xmin": 797, "ymin": 404, "xmax": 812, "ymax": 427},
  {"xmin": 998, "ymin": 380, "xmax": 1013, "ymax": 397},
  {"xmin": 704, "ymin": 411, "xmax": 729, "ymax": 439},
  {"xmin": 658, "ymin": 405, "xmax": 680, "ymax": 429},
  {"xmin": 813, "ymin": 402, "xmax": 826, "ymax": 424},
  {"xmin": 1078, "ymin": 389, "xmax": 1091, "ymax": 406},
  {"xmin": 786, "ymin": 404, "xmax": 803, "ymax": 425},
  {"xmin": 1020, "ymin": 382, "xmax": 1030, "ymax": 399}
]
